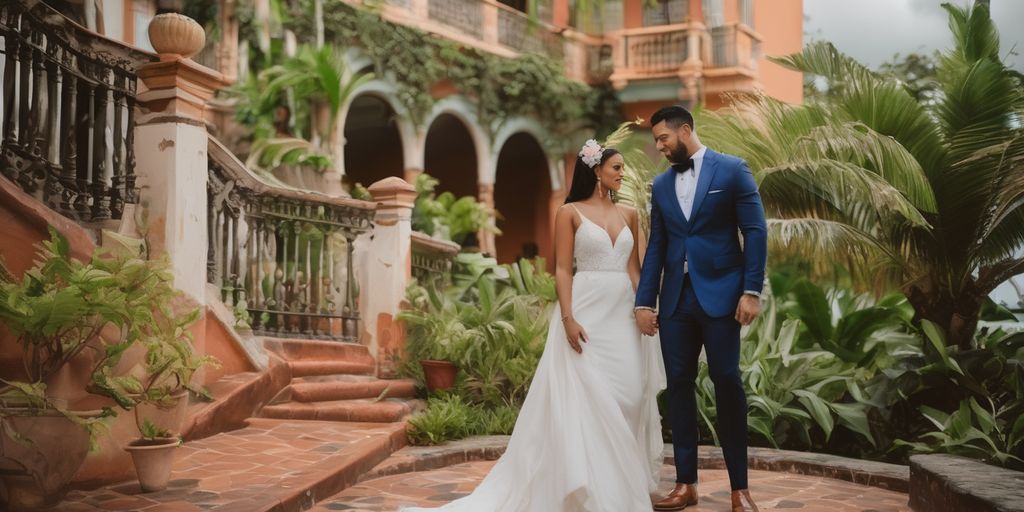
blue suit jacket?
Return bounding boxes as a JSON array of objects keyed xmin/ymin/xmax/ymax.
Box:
[{"xmin": 635, "ymin": 149, "xmax": 768, "ymax": 318}]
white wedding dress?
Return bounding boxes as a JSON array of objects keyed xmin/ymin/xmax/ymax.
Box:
[{"xmin": 403, "ymin": 210, "xmax": 666, "ymax": 512}]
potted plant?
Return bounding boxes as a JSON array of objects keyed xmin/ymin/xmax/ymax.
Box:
[
  {"xmin": 398, "ymin": 284, "xmax": 472, "ymax": 392},
  {"xmin": 0, "ymin": 229, "xmax": 187, "ymax": 510},
  {"xmin": 124, "ymin": 306, "xmax": 218, "ymax": 437},
  {"xmin": 122, "ymin": 419, "xmax": 181, "ymax": 492}
]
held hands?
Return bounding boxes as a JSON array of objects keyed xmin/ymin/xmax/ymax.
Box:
[
  {"xmin": 635, "ymin": 309, "xmax": 659, "ymax": 336},
  {"xmin": 563, "ymin": 316, "xmax": 589, "ymax": 353},
  {"xmin": 735, "ymin": 294, "xmax": 761, "ymax": 326}
]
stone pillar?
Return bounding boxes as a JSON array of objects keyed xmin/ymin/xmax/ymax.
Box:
[
  {"xmin": 482, "ymin": 3, "xmax": 499, "ymax": 46},
  {"xmin": 134, "ymin": 14, "xmax": 229, "ymax": 304},
  {"xmin": 404, "ymin": 167, "xmax": 424, "ymax": 186},
  {"xmin": 410, "ymin": 0, "xmax": 429, "ymax": 20},
  {"xmin": 217, "ymin": 0, "xmax": 240, "ymax": 83},
  {"xmin": 359, "ymin": 177, "xmax": 416, "ymax": 377},
  {"xmin": 478, "ymin": 183, "xmax": 497, "ymax": 257}
]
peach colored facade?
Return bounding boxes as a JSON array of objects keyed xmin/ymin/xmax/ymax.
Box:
[{"xmin": 0, "ymin": 1, "xmax": 800, "ymax": 501}]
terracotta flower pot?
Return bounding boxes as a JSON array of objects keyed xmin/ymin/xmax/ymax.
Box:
[
  {"xmin": 420, "ymin": 360, "xmax": 457, "ymax": 392},
  {"xmin": 133, "ymin": 390, "xmax": 189, "ymax": 436},
  {"xmin": 0, "ymin": 408, "xmax": 102, "ymax": 511},
  {"xmin": 124, "ymin": 437, "xmax": 181, "ymax": 492},
  {"xmin": 147, "ymin": 13, "xmax": 205, "ymax": 59}
]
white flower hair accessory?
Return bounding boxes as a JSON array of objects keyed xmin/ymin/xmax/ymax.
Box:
[{"xmin": 578, "ymin": 139, "xmax": 604, "ymax": 168}]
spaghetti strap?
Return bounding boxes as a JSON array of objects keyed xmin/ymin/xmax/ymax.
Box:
[
  {"xmin": 614, "ymin": 204, "xmax": 629, "ymax": 226},
  {"xmin": 566, "ymin": 203, "xmax": 583, "ymax": 224}
]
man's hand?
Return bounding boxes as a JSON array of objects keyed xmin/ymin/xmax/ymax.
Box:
[
  {"xmin": 635, "ymin": 309, "xmax": 659, "ymax": 336},
  {"xmin": 735, "ymin": 294, "xmax": 761, "ymax": 326}
]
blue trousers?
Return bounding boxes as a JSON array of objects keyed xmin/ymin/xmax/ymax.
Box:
[{"xmin": 659, "ymin": 275, "xmax": 748, "ymax": 490}]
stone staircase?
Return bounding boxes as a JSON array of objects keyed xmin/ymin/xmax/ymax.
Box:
[{"xmin": 259, "ymin": 338, "xmax": 424, "ymax": 423}]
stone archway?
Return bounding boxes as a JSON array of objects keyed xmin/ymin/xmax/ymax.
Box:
[
  {"xmin": 342, "ymin": 94, "xmax": 404, "ymax": 189},
  {"xmin": 423, "ymin": 113, "xmax": 479, "ymax": 200},
  {"xmin": 493, "ymin": 132, "xmax": 553, "ymax": 264}
]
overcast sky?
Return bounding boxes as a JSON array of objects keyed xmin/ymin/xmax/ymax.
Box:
[{"xmin": 804, "ymin": 0, "xmax": 1024, "ymax": 72}]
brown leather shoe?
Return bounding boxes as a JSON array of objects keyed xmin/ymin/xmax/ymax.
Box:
[
  {"xmin": 653, "ymin": 483, "xmax": 698, "ymax": 511},
  {"xmin": 731, "ymin": 489, "xmax": 760, "ymax": 512}
]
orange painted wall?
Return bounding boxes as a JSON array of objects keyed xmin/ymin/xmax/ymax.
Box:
[{"xmin": 754, "ymin": 0, "xmax": 804, "ymax": 104}]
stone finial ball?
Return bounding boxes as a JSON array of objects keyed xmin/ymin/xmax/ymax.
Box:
[{"xmin": 148, "ymin": 13, "xmax": 206, "ymax": 59}]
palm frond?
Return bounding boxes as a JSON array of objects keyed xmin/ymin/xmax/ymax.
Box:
[{"xmin": 797, "ymin": 122, "xmax": 937, "ymax": 212}]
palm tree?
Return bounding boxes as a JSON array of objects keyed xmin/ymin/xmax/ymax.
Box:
[
  {"xmin": 697, "ymin": 2, "xmax": 1024, "ymax": 348},
  {"xmin": 240, "ymin": 45, "xmax": 373, "ymax": 175}
]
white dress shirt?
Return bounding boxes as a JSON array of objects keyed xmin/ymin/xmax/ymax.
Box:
[{"xmin": 675, "ymin": 145, "xmax": 707, "ymax": 221}]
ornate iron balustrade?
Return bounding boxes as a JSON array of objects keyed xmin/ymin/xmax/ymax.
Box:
[
  {"xmin": 0, "ymin": 0, "xmax": 153, "ymax": 222},
  {"xmin": 622, "ymin": 27, "xmax": 689, "ymax": 73},
  {"xmin": 411, "ymin": 231, "xmax": 458, "ymax": 290},
  {"xmin": 710, "ymin": 23, "xmax": 760, "ymax": 70},
  {"xmin": 428, "ymin": 0, "xmax": 483, "ymax": 39},
  {"xmin": 497, "ymin": 5, "xmax": 564, "ymax": 59},
  {"xmin": 207, "ymin": 137, "xmax": 377, "ymax": 342}
]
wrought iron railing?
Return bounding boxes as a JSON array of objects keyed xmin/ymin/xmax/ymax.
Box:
[
  {"xmin": 0, "ymin": 0, "xmax": 154, "ymax": 222},
  {"xmin": 621, "ymin": 27, "xmax": 689, "ymax": 73},
  {"xmin": 411, "ymin": 231, "xmax": 458, "ymax": 290},
  {"xmin": 711, "ymin": 24, "xmax": 757, "ymax": 69},
  {"xmin": 428, "ymin": 0, "xmax": 483, "ymax": 39},
  {"xmin": 497, "ymin": 5, "xmax": 564, "ymax": 58},
  {"xmin": 207, "ymin": 137, "xmax": 377, "ymax": 342}
]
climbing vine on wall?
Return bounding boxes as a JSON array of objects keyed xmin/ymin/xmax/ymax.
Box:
[{"xmin": 287, "ymin": 0, "xmax": 616, "ymax": 142}]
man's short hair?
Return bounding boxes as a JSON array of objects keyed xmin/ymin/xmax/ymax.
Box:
[{"xmin": 650, "ymin": 105, "xmax": 695, "ymax": 130}]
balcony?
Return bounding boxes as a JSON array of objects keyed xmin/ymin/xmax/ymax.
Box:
[{"xmin": 365, "ymin": 0, "xmax": 568, "ymax": 60}]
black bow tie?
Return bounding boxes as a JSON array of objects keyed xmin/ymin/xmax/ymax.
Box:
[{"xmin": 672, "ymin": 158, "xmax": 695, "ymax": 174}]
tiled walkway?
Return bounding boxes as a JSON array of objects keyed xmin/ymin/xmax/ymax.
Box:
[
  {"xmin": 314, "ymin": 461, "xmax": 911, "ymax": 511},
  {"xmin": 59, "ymin": 419, "xmax": 405, "ymax": 511}
]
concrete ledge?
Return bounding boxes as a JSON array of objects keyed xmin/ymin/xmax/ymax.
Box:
[
  {"xmin": 181, "ymin": 354, "xmax": 292, "ymax": 441},
  {"xmin": 689, "ymin": 446, "xmax": 910, "ymax": 493},
  {"xmin": 366, "ymin": 438, "xmax": 911, "ymax": 493},
  {"xmin": 909, "ymin": 454, "xmax": 1024, "ymax": 512}
]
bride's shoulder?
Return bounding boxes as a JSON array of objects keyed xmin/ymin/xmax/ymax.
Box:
[{"xmin": 615, "ymin": 203, "xmax": 638, "ymax": 219}]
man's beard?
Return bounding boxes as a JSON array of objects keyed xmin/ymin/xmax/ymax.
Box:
[{"xmin": 667, "ymin": 142, "xmax": 689, "ymax": 164}]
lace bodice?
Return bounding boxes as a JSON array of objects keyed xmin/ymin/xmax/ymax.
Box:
[{"xmin": 573, "ymin": 211, "xmax": 634, "ymax": 273}]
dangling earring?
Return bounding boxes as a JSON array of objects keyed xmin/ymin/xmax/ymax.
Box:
[{"xmin": 597, "ymin": 176, "xmax": 605, "ymax": 198}]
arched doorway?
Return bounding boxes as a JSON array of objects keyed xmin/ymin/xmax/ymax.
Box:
[
  {"xmin": 423, "ymin": 114, "xmax": 479, "ymax": 199},
  {"xmin": 342, "ymin": 94, "xmax": 404, "ymax": 190},
  {"xmin": 494, "ymin": 133, "xmax": 552, "ymax": 265}
]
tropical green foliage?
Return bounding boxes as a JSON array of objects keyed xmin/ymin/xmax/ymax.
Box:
[
  {"xmin": 0, "ymin": 229, "xmax": 212, "ymax": 443},
  {"xmin": 685, "ymin": 273, "xmax": 917, "ymax": 456},
  {"xmin": 287, "ymin": 0, "xmax": 611, "ymax": 141},
  {"xmin": 231, "ymin": 44, "xmax": 373, "ymax": 174},
  {"xmin": 881, "ymin": 322, "xmax": 1024, "ymax": 468},
  {"xmin": 411, "ymin": 174, "xmax": 501, "ymax": 245},
  {"xmin": 894, "ymin": 397, "xmax": 1024, "ymax": 467},
  {"xmin": 401, "ymin": 256, "xmax": 555, "ymax": 445},
  {"xmin": 697, "ymin": 3, "xmax": 1024, "ymax": 349},
  {"xmin": 406, "ymin": 394, "xmax": 519, "ymax": 446}
]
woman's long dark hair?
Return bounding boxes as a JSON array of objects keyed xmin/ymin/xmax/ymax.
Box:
[{"xmin": 564, "ymin": 147, "xmax": 621, "ymax": 204}]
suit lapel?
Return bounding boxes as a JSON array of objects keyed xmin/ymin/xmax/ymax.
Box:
[
  {"xmin": 688, "ymin": 149, "xmax": 719, "ymax": 230},
  {"xmin": 658, "ymin": 169, "xmax": 688, "ymax": 228}
]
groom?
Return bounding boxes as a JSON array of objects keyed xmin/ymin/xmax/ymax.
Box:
[{"xmin": 635, "ymin": 106, "xmax": 767, "ymax": 512}]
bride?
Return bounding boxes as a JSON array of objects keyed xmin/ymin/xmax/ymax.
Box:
[{"xmin": 403, "ymin": 140, "xmax": 666, "ymax": 512}]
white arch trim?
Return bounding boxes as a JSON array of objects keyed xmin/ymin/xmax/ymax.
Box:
[
  {"xmin": 423, "ymin": 96, "xmax": 491, "ymax": 187},
  {"xmin": 490, "ymin": 117, "xmax": 564, "ymax": 191},
  {"xmin": 336, "ymin": 79, "xmax": 419, "ymax": 178}
]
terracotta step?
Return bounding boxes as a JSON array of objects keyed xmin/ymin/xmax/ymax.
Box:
[
  {"xmin": 289, "ymin": 360, "xmax": 377, "ymax": 377},
  {"xmin": 289, "ymin": 379, "xmax": 418, "ymax": 403},
  {"xmin": 60, "ymin": 419, "xmax": 408, "ymax": 512},
  {"xmin": 182, "ymin": 356, "xmax": 291, "ymax": 441},
  {"xmin": 263, "ymin": 337, "xmax": 374, "ymax": 364},
  {"xmin": 260, "ymin": 398, "xmax": 425, "ymax": 423}
]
